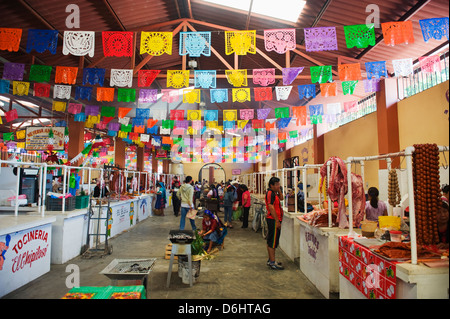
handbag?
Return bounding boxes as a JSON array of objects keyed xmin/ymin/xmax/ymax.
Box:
[{"xmin": 186, "ymin": 208, "xmax": 197, "ymax": 220}]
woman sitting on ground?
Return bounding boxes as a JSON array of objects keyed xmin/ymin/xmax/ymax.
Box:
[{"xmin": 199, "ymin": 210, "xmax": 223, "ymax": 253}]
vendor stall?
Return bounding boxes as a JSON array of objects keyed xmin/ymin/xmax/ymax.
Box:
[
  {"xmin": 0, "ymin": 215, "xmax": 56, "ymax": 298},
  {"xmin": 339, "ymin": 236, "xmax": 449, "ymax": 299}
]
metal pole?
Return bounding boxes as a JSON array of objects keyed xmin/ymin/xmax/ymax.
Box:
[
  {"xmin": 327, "ymin": 161, "xmax": 332, "ymax": 227},
  {"xmin": 346, "ymin": 161, "xmax": 353, "ymax": 235},
  {"xmin": 405, "ymin": 146, "xmax": 418, "ymax": 265},
  {"xmin": 294, "ymin": 168, "xmax": 298, "ymax": 213},
  {"xmin": 302, "ymin": 167, "xmax": 307, "ymax": 214},
  {"xmin": 38, "ymin": 165, "xmax": 43, "ymax": 216},
  {"xmin": 62, "ymin": 166, "xmax": 67, "ymax": 213},
  {"xmin": 15, "ymin": 166, "xmax": 21, "ymax": 217}
]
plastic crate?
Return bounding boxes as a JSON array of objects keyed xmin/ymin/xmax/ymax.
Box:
[
  {"xmin": 75, "ymin": 195, "xmax": 89, "ymax": 209},
  {"xmin": 46, "ymin": 196, "xmax": 76, "ymax": 211}
]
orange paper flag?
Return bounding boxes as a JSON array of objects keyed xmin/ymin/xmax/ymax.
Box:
[
  {"xmin": 55, "ymin": 66, "xmax": 78, "ymax": 85},
  {"xmin": 118, "ymin": 107, "xmax": 132, "ymax": 118},
  {"xmin": 292, "ymin": 106, "xmax": 307, "ymax": 126},
  {"xmin": 97, "ymin": 87, "xmax": 115, "ymax": 102},
  {"xmin": 147, "ymin": 119, "xmax": 158, "ymax": 128},
  {"xmin": 0, "ymin": 28, "xmax": 22, "ymax": 52},
  {"xmin": 381, "ymin": 21, "xmax": 414, "ymax": 46},
  {"xmin": 320, "ymin": 83, "xmax": 337, "ymax": 97},
  {"xmin": 338, "ymin": 63, "xmax": 362, "ymax": 81}
]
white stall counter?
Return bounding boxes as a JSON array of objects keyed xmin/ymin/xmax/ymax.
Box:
[
  {"xmin": 0, "ymin": 215, "xmax": 56, "ymax": 298},
  {"xmin": 279, "ymin": 211, "xmax": 303, "ymax": 263},
  {"xmin": 297, "ymin": 218, "xmax": 360, "ymax": 298}
]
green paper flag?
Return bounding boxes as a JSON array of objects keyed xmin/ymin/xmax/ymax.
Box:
[
  {"xmin": 275, "ymin": 107, "xmax": 290, "ymax": 119},
  {"xmin": 117, "ymin": 88, "xmax": 136, "ymax": 102},
  {"xmin": 162, "ymin": 119, "xmax": 174, "ymax": 129},
  {"xmin": 310, "ymin": 65, "xmax": 332, "ymax": 84},
  {"xmin": 344, "ymin": 24, "xmax": 376, "ymax": 49},
  {"xmin": 289, "ymin": 130, "xmax": 298, "ymax": 138},
  {"xmin": 3, "ymin": 132, "xmax": 14, "ymax": 141},
  {"xmin": 101, "ymin": 106, "xmax": 116, "ymax": 118},
  {"xmin": 121, "ymin": 124, "xmax": 133, "ymax": 133},
  {"xmin": 342, "ymin": 81, "xmax": 358, "ymax": 95},
  {"xmin": 29, "ymin": 64, "xmax": 52, "ymax": 82}
]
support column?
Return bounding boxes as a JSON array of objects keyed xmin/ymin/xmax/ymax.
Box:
[
  {"xmin": 136, "ymin": 147, "xmax": 144, "ymax": 172},
  {"xmin": 152, "ymin": 149, "xmax": 157, "ymax": 173},
  {"xmin": 114, "ymin": 137, "xmax": 126, "ymax": 169},
  {"xmin": 376, "ymin": 78, "xmax": 401, "ymax": 169},
  {"xmin": 67, "ymin": 117, "xmax": 85, "ymax": 166},
  {"xmin": 313, "ymin": 124, "xmax": 324, "ymax": 165}
]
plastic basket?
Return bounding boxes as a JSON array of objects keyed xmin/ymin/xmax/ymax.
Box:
[
  {"xmin": 75, "ymin": 195, "xmax": 89, "ymax": 209},
  {"xmin": 46, "ymin": 196, "xmax": 76, "ymax": 211}
]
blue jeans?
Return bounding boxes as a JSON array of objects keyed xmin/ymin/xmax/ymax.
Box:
[
  {"xmin": 224, "ymin": 206, "xmax": 232, "ymax": 224},
  {"xmin": 180, "ymin": 207, "xmax": 196, "ymax": 230}
]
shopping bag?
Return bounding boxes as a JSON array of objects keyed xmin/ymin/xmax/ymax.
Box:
[
  {"xmin": 232, "ymin": 206, "xmax": 242, "ymax": 221},
  {"xmin": 186, "ymin": 209, "xmax": 197, "ymax": 220},
  {"xmin": 232, "ymin": 201, "xmax": 239, "ymax": 211}
]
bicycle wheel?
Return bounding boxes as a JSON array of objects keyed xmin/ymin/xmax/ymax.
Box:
[
  {"xmin": 261, "ymin": 215, "xmax": 268, "ymax": 239},
  {"xmin": 252, "ymin": 210, "xmax": 261, "ymax": 232}
]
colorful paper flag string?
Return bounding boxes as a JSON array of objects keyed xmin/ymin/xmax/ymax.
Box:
[
  {"xmin": 0, "ymin": 28, "xmax": 22, "ymax": 52},
  {"xmin": 195, "ymin": 70, "xmax": 216, "ymax": 89},
  {"xmin": 179, "ymin": 31, "xmax": 211, "ymax": 57},
  {"xmin": 419, "ymin": 18, "xmax": 449, "ymax": 42},
  {"xmin": 140, "ymin": 31, "xmax": 173, "ymax": 56},
  {"xmin": 365, "ymin": 61, "xmax": 388, "ymax": 79},
  {"xmin": 264, "ymin": 29, "xmax": 296, "ymax": 54},
  {"xmin": 225, "ymin": 30, "xmax": 256, "ymax": 55},
  {"xmin": 304, "ymin": 27, "xmax": 338, "ymax": 52},
  {"xmin": 26, "ymin": 29, "xmax": 58, "ymax": 54},
  {"xmin": 343, "ymin": 24, "xmax": 375, "ymax": 49},
  {"xmin": 62, "ymin": 31, "xmax": 95, "ymax": 57},
  {"xmin": 102, "ymin": 31, "xmax": 133, "ymax": 57}
]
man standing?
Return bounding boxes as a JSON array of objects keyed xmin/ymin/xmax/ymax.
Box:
[{"xmin": 265, "ymin": 177, "xmax": 284, "ymax": 270}]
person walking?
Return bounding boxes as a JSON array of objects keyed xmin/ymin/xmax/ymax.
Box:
[
  {"xmin": 223, "ymin": 186, "xmax": 234, "ymax": 228},
  {"xmin": 178, "ymin": 176, "xmax": 196, "ymax": 230},
  {"xmin": 265, "ymin": 177, "xmax": 284, "ymax": 270},
  {"xmin": 172, "ymin": 179, "xmax": 181, "ymax": 217},
  {"xmin": 154, "ymin": 182, "xmax": 167, "ymax": 216},
  {"xmin": 241, "ymin": 184, "xmax": 251, "ymax": 228}
]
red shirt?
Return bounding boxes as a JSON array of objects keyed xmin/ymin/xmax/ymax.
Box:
[
  {"xmin": 202, "ymin": 218, "xmax": 218, "ymax": 233},
  {"xmin": 265, "ymin": 189, "xmax": 283, "ymax": 222}
]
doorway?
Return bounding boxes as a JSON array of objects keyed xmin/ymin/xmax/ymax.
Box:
[{"xmin": 198, "ymin": 163, "xmax": 226, "ymax": 185}]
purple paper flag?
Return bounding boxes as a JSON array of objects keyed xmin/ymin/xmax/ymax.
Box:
[
  {"xmin": 282, "ymin": 67, "xmax": 304, "ymax": 85},
  {"xmin": 257, "ymin": 108, "xmax": 271, "ymax": 120}
]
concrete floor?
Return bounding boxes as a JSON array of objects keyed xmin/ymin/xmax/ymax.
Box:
[{"xmin": 3, "ymin": 207, "xmax": 325, "ymax": 299}]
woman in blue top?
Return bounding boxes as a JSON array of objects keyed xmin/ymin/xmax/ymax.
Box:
[{"xmin": 155, "ymin": 182, "xmax": 167, "ymax": 216}]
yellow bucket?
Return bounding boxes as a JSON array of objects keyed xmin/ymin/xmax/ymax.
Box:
[{"xmin": 378, "ymin": 216, "xmax": 401, "ymax": 230}]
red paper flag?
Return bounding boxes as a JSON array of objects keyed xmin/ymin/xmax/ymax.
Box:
[{"xmin": 5, "ymin": 109, "xmax": 18, "ymax": 122}]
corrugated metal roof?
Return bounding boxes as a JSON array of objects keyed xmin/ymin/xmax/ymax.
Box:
[{"xmin": 0, "ymin": 0, "xmax": 448, "ymax": 132}]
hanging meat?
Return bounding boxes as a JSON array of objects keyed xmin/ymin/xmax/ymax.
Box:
[
  {"xmin": 320, "ymin": 156, "xmax": 349, "ymax": 228},
  {"xmin": 320, "ymin": 157, "xmax": 366, "ymax": 228},
  {"xmin": 351, "ymin": 173, "xmax": 366, "ymax": 228}
]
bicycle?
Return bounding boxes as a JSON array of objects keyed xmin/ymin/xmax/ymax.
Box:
[{"xmin": 252, "ymin": 201, "xmax": 268, "ymax": 239}]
